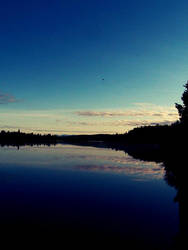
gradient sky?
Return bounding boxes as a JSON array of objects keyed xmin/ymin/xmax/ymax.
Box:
[{"xmin": 1, "ymin": 0, "xmax": 188, "ymax": 134}]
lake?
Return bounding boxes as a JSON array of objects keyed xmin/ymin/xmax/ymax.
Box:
[{"xmin": 0, "ymin": 144, "xmax": 179, "ymax": 248}]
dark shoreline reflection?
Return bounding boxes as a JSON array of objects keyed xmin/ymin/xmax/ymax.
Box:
[
  {"xmin": 0, "ymin": 143, "xmax": 180, "ymax": 248},
  {"xmin": 163, "ymin": 152, "xmax": 188, "ymax": 249},
  {"xmin": 106, "ymin": 142, "xmax": 188, "ymax": 250}
]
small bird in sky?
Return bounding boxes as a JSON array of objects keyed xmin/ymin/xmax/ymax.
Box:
[{"xmin": 96, "ymin": 75, "xmax": 104, "ymax": 81}]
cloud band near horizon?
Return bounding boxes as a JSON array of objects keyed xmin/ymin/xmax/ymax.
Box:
[{"xmin": 0, "ymin": 103, "xmax": 179, "ymax": 134}]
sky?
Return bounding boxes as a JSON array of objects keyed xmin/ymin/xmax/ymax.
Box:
[{"xmin": 0, "ymin": 0, "xmax": 188, "ymax": 134}]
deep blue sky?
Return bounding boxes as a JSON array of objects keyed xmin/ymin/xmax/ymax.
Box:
[{"xmin": 0, "ymin": 0, "xmax": 187, "ymax": 133}]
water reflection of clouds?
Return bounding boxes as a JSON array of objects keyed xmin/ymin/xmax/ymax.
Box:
[
  {"xmin": 75, "ymin": 163, "xmax": 164, "ymax": 180},
  {"xmin": 0, "ymin": 144, "xmax": 164, "ymax": 180}
]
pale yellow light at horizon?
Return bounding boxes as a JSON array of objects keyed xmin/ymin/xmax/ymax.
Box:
[{"xmin": 0, "ymin": 103, "xmax": 179, "ymax": 135}]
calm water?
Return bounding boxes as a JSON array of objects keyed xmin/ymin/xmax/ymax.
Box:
[{"xmin": 0, "ymin": 144, "xmax": 178, "ymax": 248}]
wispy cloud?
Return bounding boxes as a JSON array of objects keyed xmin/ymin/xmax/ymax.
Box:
[
  {"xmin": 110, "ymin": 119, "xmax": 175, "ymax": 127},
  {"xmin": 0, "ymin": 110, "xmax": 64, "ymax": 119},
  {"xmin": 73, "ymin": 103, "xmax": 178, "ymax": 119},
  {"xmin": 67, "ymin": 119, "xmax": 175, "ymax": 127},
  {"xmin": 0, "ymin": 92, "xmax": 20, "ymax": 104},
  {"xmin": 0, "ymin": 125, "xmax": 110, "ymax": 134},
  {"xmin": 68, "ymin": 103, "xmax": 179, "ymax": 132},
  {"xmin": 74, "ymin": 110, "xmax": 177, "ymax": 118}
]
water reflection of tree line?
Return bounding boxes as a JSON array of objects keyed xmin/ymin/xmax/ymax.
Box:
[{"xmin": 125, "ymin": 141, "xmax": 188, "ymax": 249}]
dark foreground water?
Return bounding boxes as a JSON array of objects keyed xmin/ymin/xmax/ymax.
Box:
[{"xmin": 0, "ymin": 144, "xmax": 178, "ymax": 248}]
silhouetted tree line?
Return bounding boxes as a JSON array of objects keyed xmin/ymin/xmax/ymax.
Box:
[
  {"xmin": 61, "ymin": 122, "xmax": 182, "ymax": 146},
  {"xmin": 125, "ymin": 81, "xmax": 188, "ymax": 145},
  {"xmin": 0, "ymin": 130, "xmax": 58, "ymax": 147}
]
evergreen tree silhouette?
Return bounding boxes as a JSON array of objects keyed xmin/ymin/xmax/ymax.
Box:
[{"xmin": 175, "ymin": 81, "xmax": 188, "ymax": 125}]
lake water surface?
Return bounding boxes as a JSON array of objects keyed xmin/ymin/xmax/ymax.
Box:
[{"xmin": 0, "ymin": 144, "xmax": 179, "ymax": 248}]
